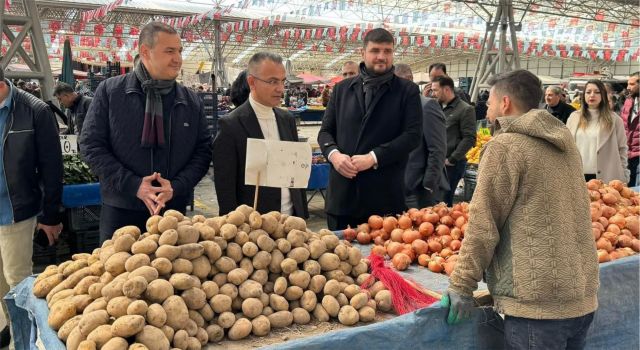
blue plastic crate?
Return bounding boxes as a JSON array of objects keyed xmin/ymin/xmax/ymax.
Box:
[{"xmin": 62, "ymin": 183, "xmax": 101, "ymax": 208}]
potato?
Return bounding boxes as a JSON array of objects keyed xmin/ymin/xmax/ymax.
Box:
[
  {"xmin": 279, "ymin": 258, "xmax": 298, "ymax": 275},
  {"xmin": 48, "ymin": 289, "xmax": 74, "ymax": 308},
  {"xmin": 173, "ymin": 330, "xmax": 189, "ymax": 349},
  {"xmin": 127, "ymin": 300, "xmax": 149, "ymax": 316},
  {"xmin": 114, "ymin": 225, "xmax": 142, "ymax": 240},
  {"xmin": 161, "ymin": 295, "xmax": 189, "ymax": 330},
  {"xmin": 157, "ymin": 216, "xmax": 178, "ymax": 234},
  {"xmin": 252, "ymin": 251, "xmax": 272, "ymax": 270},
  {"xmin": 205, "ymin": 325, "xmax": 224, "ymax": 343},
  {"xmin": 89, "ymin": 261, "xmax": 105, "ymax": 277},
  {"xmin": 300, "ymin": 261, "xmax": 319, "ymax": 277},
  {"xmin": 343, "ymin": 284, "xmax": 361, "ymax": 299},
  {"xmin": 35, "ymin": 266, "xmax": 59, "ymax": 282},
  {"xmin": 339, "ymin": 261, "xmax": 353, "ymax": 276},
  {"xmin": 322, "ymin": 295, "xmax": 340, "ymax": 317},
  {"xmin": 225, "ymin": 268, "xmax": 248, "ymax": 286},
  {"xmin": 289, "ymin": 270, "xmax": 311, "ymax": 289},
  {"xmin": 101, "ymin": 337, "xmax": 128, "ymax": 350},
  {"xmin": 255, "ymin": 235, "xmax": 274, "ymax": 252},
  {"xmin": 322, "ymin": 279, "xmax": 341, "ymax": 297},
  {"xmin": 352, "ymin": 260, "xmax": 369, "ymax": 277},
  {"xmin": 349, "ymin": 292, "xmax": 369, "ymax": 310},
  {"xmin": 83, "ymin": 298, "xmax": 107, "ymax": 315},
  {"xmin": 359, "ymin": 305, "xmax": 376, "ymax": 322},
  {"xmin": 128, "ymin": 343, "xmax": 149, "ymax": 350},
  {"xmin": 250, "ymin": 269, "xmax": 269, "ymax": 286},
  {"xmin": 63, "ymin": 260, "xmax": 89, "ymax": 277},
  {"xmin": 113, "ymin": 234, "xmax": 136, "ymax": 253},
  {"xmin": 219, "ymin": 224, "xmax": 238, "ymax": 240},
  {"xmin": 273, "ymin": 240, "xmax": 290, "ymax": 255},
  {"xmin": 177, "ymin": 243, "xmax": 203, "ymax": 261},
  {"xmin": 318, "ymin": 253, "xmax": 341, "ymax": 271},
  {"xmin": 58, "ymin": 315, "xmax": 82, "ymax": 341},
  {"xmin": 325, "ymin": 270, "xmax": 346, "ymax": 283},
  {"xmin": 146, "ymin": 216, "xmax": 162, "ymax": 235},
  {"xmin": 78, "ymin": 310, "xmax": 109, "ymax": 336},
  {"xmin": 125, "ymin": 254, "xmax": 151, "ymax": 273},
  {"xmin": 145, "ymin": 279, "xmax": 174, "ymax": 303},
  {"xmin": 65, "ymin": 267, "xmax": 95, "ymax": 290},
  {"xmin": 292, "ymin": 308, "xmax": 311, "ymax": 325},
  {"xmin": 107, "ymin": 296, "xmax": 135, "ymax": 318},
  {"xmin": 148, "ymin": 259, "xmax": 171, "ymax": 277},
  {"xmin": 217, "ymin": 311, "xmax": 236, "ymax": 329},
  {"xmin": 210, "ymin": 294, "xmax": 232, "ymax": 313},
  {"xmin": 337, "ymin": 293, "xmax": 349, "ymax": 307},
  {"xmin": 241, "ymin": 298, "xmax": 264, "ymax": 318},
  {"xmin": 199, "ymin": 242, "xmax": 222, "ymax": 264},
  {"xmin": 98, "ymin": 245, "xmax": 116, "ymax": 265},
  {"xmin": 182, "ymin": 288, "xmax": 207, "ymax": 309},
  {"xmin": 245, "ymin": 315, "xmax": 270, "ymax": 337},
  {"xmin": 158, "ymin": 228, "xmax": 178, "ymax": 246},
  {"xmin": 160, "ymin": 325, "xmax": 174, "ymax": 343},
  {"xmin": 313, "ymin": 304, "xmax": 330, "ymax": 322},
  {"xmin": 86, "ymin": 324, "xmax": 112, "ymax": 348},
  {"xmin": 271, "ymin": 276, "xmax": 287, "ymax": 296},
  {"xmin": 163, "ymin": 209, "xmax": 183, "ymax": 221},
  {"xmin": 145, "ymin": 303, "xmax": 168, "ymax": 328},
  {"xmin": 227, "ymin": 318, "xmax": 252, "ymax": 340},
  {"xmin": 104, "ymin": 252, "xmax": 131, "ymax": 276},
  {"xmin": 375, "ymin": 290, "xmax": 393, "ymax": 312},
  {"xmin": 189, "ymin": 310, "xmax": 205, "ymax": 328},
  {"xmin": 238, "ymin": 280, "xmax": 263, "ymax": 299},
  {"xmin": 220, "ymin": 283, "xmax": 239, "ymax": 300},
  {"xmin": 308, "ymin": 275, "xmax": 327, "ymax": 294},
  {"xmin": 77, "ymin": 339, "xmax": 97, "ymax": 350},
  {"xmin": 226, "ymin": 210, "xmax": 245, "ymax": 226},
  {"xmin": 286, "ymin": 229, "xmax": 306, "ymax": 248},
  {"xmin": 268, "ymin": 250, "xmax": 285, "ymax": 274},
  {"xmin": 155, "ymin": 245, "xmax": 181, "ymax": 261},
  {"xmin": 223, "ymin": 242, "xmax": 242, "ymax": 262},
  {"xmin": 200, "ymin": 281, "xmax": 219, "ymax": 299},
  {"xmin": 122, "ymin": 276, "xmax": 148, "ymax": 299},
  {"xmin": 48, "ymin": 299, "xmax": 76, "ymax": 330},
  {"xmin": 190, "ymin": 256, "xmax": 211, "ymax": 280},
  {"xmin": 198, "ymin": 304, "xmax": 214, "ymax": 322},
  {"xmin": 307, "ymin": 240, "xmax": 326, "ymax": 260},
  {"xmin": 267, "ymin": 311, "xmax": 293, "ymax": 328},
  {"xmin": 347, "ymin": 247, "xmax": 363, "ymax": 265},
  {"xmin": 73, "ymin": 276, "xmax": 100, "ymax": 296},
  {"xmin": 283, "ymin": 216, "xmax": 306, "ymax": 233},
  {"xmin": 169, "ymin": 273, "xmax": 197, "ymax": 290},
  {"xmin": 334, "ymin": 244, "xmax": 348, "ymax": 261},
  {"xmin": 338, "ymin": 305, "xmax": 359, "ymax": 325},
  {"xmin": 131, "ymin": 239, "xmax": 158, "ymax": 255},
  {"xmin": 269, "ymin": 294, "xmax": 289, "ymax": 312},
  {"xmin": 284, "ymin": 286, "xmax": 303, "ymax": 301},
  {"xmin": 66, "ymin": 326, "xmax": 86, "ymax": 350},
  {"xmin": 212, "ymin": 273, "xmax": 227, "ymax": 288},
  {"xmin": 369, "ymin": 281, "xmax": 386, "ymax": 298},
  {"xmin": 262, "ymin": 306, "xmax": 274, "ymax": 316},
  {"xmin": 99, "ymin": 271, "xmax": 115, "ymax": 284},
  {"xmin": 214, "ymin": 256, "xmax": 236, "ymax": 273},
  {"xmin": 171, "ymin": 258, "xmax": 193, "ymax": 274},
  {"xmin": 287, "ymin": 247, "xmax": 310, "ymax": 264},
  {"xmin": 260, "ymin": 214, "xmax": 278, "ymax": 234}
]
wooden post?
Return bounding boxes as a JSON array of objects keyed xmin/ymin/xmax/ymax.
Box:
[{"xmin": 253, "ymin": 172, "xmax": 261, "ymax": 210}]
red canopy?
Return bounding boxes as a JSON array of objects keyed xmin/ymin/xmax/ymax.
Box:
[{"xmin": 296, "ymin": 73, "xmax": 327, "ymax": 84}]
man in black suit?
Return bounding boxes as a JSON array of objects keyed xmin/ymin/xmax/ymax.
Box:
[
  {"xmin": 544, "ymin": 86, "xmax": 575, "ymax": 124},
  {"xmin": 395, "ymin": 64, "xmax": 448, "ymax": 208},
  {"xmin": 318, "ymin": 29, "xmax": 422, "ymax": 230},
  {"xmin": 213, "ymin": 52, "xmax": 308, "ymax": 218}
]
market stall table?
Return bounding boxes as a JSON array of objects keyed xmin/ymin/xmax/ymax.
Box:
[{"xmin": 307, "ymin": 163, "xmax": 330, "ymax": 203}]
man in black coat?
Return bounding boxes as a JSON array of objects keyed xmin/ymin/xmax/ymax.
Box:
[
  {"xmin": 395, "ymin": 64, "xmax": 448, "ymax": 208},
  {"xmin": 318, "ymin": 29, "xmax": 422, "ymax": 230},
  {"xmin": 544, "ymin": 86, "xmax": 575, "ymax": 124},
  {"xmin": 80, "ymin": 22, "xmax": 212, "ymax": 242},
  {"xmin": 213, "ymin": 52, "xmax": 308, "ymax": 218},
  {"xmin": 53, "ymin": 82, "xmax": 92, "ymax": 136}
]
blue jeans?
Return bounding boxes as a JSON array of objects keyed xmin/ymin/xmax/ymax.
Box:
[{"xmin": 504, "ymin": 312, "xmax": 595, "ymax": 350}]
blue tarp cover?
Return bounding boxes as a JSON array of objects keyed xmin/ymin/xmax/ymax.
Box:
[{"xmin": 6, "ymin": 253, "xmax": 638, "ymax": 349}]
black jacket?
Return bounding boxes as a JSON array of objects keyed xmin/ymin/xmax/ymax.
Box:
[
  {"xmin": 2, "ymin": 86, "xmax": 63, "ymax": 225},
  {"xmin": 212, "ymin": 101, "xmax": 309, "ymax": 218},
  {"xmin": 80, "ymin": 73, "xmax": 212, "ymax": 212},
  {"xmin": 405, "ymin": 96, "xmax": 448, "ymax": 196},
  {"xmin": 545, "ymin": 101, "xmax": 575, "ymax": 124},
  {"xmin": 68, "ymin": 95, "xmax": 92, "ymax": 135},
  {"xmin": 318, "ymin": 73, "xmax": 422, "ymax": 218},
  {"xmin": 442, "ymin": 96, "xmax": 476, "ymax": 164}
]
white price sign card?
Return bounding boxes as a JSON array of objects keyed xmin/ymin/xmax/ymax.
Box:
[
  {"xmin": 59, "ymin": 135, "xmax": 78, "ymax": 155},
  {"xmin": 245, "ymin": 138, "xmax": 312, "ymax": 189}
]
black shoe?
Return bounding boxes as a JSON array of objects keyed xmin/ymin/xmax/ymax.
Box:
[{"xmin": 0, "ymin": 326, "xmax": 10, "ymax": 348}]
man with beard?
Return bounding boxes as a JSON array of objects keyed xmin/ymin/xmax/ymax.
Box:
[
  {"xmin": 317, "ymin": 28, "xmax": 422, "ymax": 230},
  {"xmin": 80, "ymin": 22, "xmax": 212, "ymax": 242},
  {"xmin": 621, "ymin": 72, "xmax": 639, "ymax": 186}
]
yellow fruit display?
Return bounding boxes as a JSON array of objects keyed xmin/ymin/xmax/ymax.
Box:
[{"xmin": 466, "ymin": 130, "xmax": 492, "ymax": 164}]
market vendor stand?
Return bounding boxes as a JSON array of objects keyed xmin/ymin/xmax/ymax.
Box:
[{"xmin": 8, "ymin": 239, "xmax": 638, "ymax": 349}]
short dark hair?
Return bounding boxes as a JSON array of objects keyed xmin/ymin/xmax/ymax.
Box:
[
  {"xmin": 139, "ymin": 22, "xmax": 178, "ymax": 48},
  {"xmin": 363, "ymin": 28, "xmax": 394, "ymax": 48},
  {"xmin": 394, "ymin": 63, "xmax": 412, "ymax": 80},
  {"xmin": 428, "ymin": 63, "xmax": 447, "ymax": 74},
  {"xmin": 488, "ymin": 69, "xmax": 542, "ymax": 112},
  {"xmin": 631, "ymin": 71, "xmax": 640, "ymax": 78},
  {"xmin": 343, "ymin": 61, "xmax": 357, "ymax": 67},
  {"xmin": 545, "ymin": 86, "xmax": 562, "ymax": 95},
  {"xmin": 247, "ymin": 52, "xmax": 283, "ymax": 75},
  {"xmin": 432, "ymin": 75, "xmax": 455, "ymax": 90},
  {"xmin": 230, "ymin": 70, "xmax": 250, "ymax": 107},
  {"xmin": 53, "ymin": 82, "xmax": 74, "ymax": 96}
]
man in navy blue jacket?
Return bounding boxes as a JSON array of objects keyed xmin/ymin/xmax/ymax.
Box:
[{"xmin": 80, "ymin": 22, "xmax": 211, "ymax": 242}]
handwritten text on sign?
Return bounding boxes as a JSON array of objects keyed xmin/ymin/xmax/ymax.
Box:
[
  {"xmin": 245, "ymin": 138, "xmax": 312, "ymax": 188},
  {"xmin": 59, "ymin": 135, "xmax": 78, "ymax": 155}
]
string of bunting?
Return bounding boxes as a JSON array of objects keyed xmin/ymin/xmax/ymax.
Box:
[{"xmin": 80, "ymin": 0, "xmax": 130, "ymax": 23}]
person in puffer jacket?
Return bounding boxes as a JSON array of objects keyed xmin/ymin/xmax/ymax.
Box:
[{"xmin": 442, "ymin": 70, "xmax": 599, "ymax": 350}]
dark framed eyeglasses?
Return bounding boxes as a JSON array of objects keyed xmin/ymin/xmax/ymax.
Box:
[{"xmin": 250, "ymin": 74, "xmax": 288, "ymax": 86}]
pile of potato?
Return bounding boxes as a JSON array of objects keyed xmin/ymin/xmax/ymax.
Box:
[{"xmin": 33, "ymin": 205, "xmax": 393, "ymax": 350}]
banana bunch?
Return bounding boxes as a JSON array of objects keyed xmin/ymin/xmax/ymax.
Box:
[{"xmin": 466, "ymin": 132, "xmax": 492, "ymax": 164}]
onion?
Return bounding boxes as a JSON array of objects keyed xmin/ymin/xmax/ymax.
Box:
[
  {"xmin": 370, "ymin": 230, "xmax": 382, "ymax": 239},
  {"xmin": 368, "ymin": 215, "xmax": 383, "ymax": 230},
  {"xmin": 398, "ymin": 215, "xmax": 413, "ymax": 230},
  {"xmin": 422, "ymin": 212, "xmax": 440, "ymax": 224},
  {"xmin": 444, "ymin": 261, "xmax": 456, "ymax": 276},
  {"xmin": 624, "ymin": 216, "xmax": 639, "ymax": 237},
  {"xmin": 392, "ymin": 253, "xmax": 411, "ymax": 271},
  {"xmin": 418, "ymin": 222, "xmax": 435, "ymax": 238},
  {"xmin": 440, "ymin": 235, "xmax": 453, "ymax": 248},
  {"xmin": 450, "ymin": 211, "xmax": 464, "ymax": 220},
  {"xmin": 411, "ymin": 239, "xmax": 429, "ymax": 255},
  {"xmin": 609, "ymin": 179, "xmax": 624, "ymax": 192},
  {"xmin": 592, "ymin": 222, "xmax": 604, "ymax": 231},
  {"xmin": 632, "ymin": 239, "xmax": 640, "ymax": 252},
  {"xmin": 386, "ymin": 242, "xmax": 403, "ymax": 258},
  {"xmin": 609, "ymin": 251, "xmax": 621, "ymax": 260},
  {"xmin": 440, "ymin": 215, "xmax": 454, "ymax": 227},
  {"xmin": 618, "ymin": 235, "xmax": 633, "ymax": 248},
  {"xmin": 417, "ymin": 254, "xmax": 430, "ymax": 267},
  {"xmin": 401, "ymin": 247, "xmax": 416, "ymax": 262},
  {"xmin": 357, "ymin": 223, "xmax": 370, "ymax": 234},
  {"xmin": 620, "ymin": 186, "xmax": 634, "ymax": 199},
  {"xmin": 343, "ymin": 226, "xmax": 357, "ymax": 242},
  {"xmin": 440, "ymin": 248, "xmax": 453, "ymax": 258},
  {"xmin": 382, "ymin": 216, "xmax": 398, "ymax": 233},
  {"xmin": 597, "ymin": 249, "xmax": 610, "ymax": 263},
  {"xmin": 450, "ymin": 239, "xmax": 462, "ymax": 251},
  {"xmin": 450, "ymin": 228, "xmax": 462, "ymax": 240},
  {"xmin": 606, "ymin": 224, "xmax": 621, "ymax": 235},
  {"xmin": 609, "ymin": 214, "xmax": 626, "ymax": 229},
  {"xmin": 589, "ymin": 190, "xmax": 601, "ymax": 201},
  {"xmin": 356, "ymin": 231, "xmax": 371, "ymax": 244},
  {"xmin": 427, "ymin": 260, "xmax": 443, "ymax": 273},
  {"xmin": 428, "ymin": 240, "xmax": 442, "ymax": 253},
  {"xmin": 602, "ymin": 193, "xmax": 618, "ymax": 205},
  {"xmin": 602, "ymin": 231, "xmax": 618, "ymax": 245},
  {"xmin": 454, "ymin": 216, "xmax": 466, "ymax": 228},
  {"xmin": 600, "ymin": 205, "xmax": 616, "ymax": 218},
  {"xmin": 621, "ymin": 229, "xmax": 633, "ymax": 238},
  {"xmin": 435, "ymin": 225, "xmax": 450, "ymax": 236},
  {"xmin": 436, "ymin": 207, "xmax": 449, "ymax": 217},
  {"xmin": 596, "ymin": 237, "xmax": 613, "ymax": 252},
  {"xmin": 432, "ymin": 255, "xmax": 445, "ymax": 264},
  {"xmin": 461, "ymin": 223, "xmax": 468, "ymax": 235},
  {"xmin": 452, "ymin": 203, "xmax": 463, "ymax": 213},
  {"xmin": 590, "ymin": 206, "xmax": 603, "ymax": 222},
  {"xmin": 586, "ymin": 179, "xmax": 602, "ymax": 191},
  {"xmin": 371, "ymin": 245, "xmax": 387, "ymax": 256},
  {"xmin": 598, "ymin": 217, "xmax": 609, "ymax": 229},
  {"xmin": 373, "ymin": 236, "xmax": 386, "ymax": 246},
  {"xmin": 390, "ymin": 228, "xmax": 404, "ymax": 243},
  {"xmin": 402, "ymin": 230, "xmax": 421, "ymax": 244},
  {"xmin": 408, "ymin": 209, "xmax": 422, "ymax": 223},
  {"xmin": 592, "ymin": 228, "xmax": 601, "ymax": 240}
]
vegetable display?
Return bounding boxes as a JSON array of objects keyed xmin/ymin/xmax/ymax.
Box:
[
  {"xmin": 63, "ymin": 154, "xmax": 98, "ymax": 185},
  {"xmin": 34, "ymin": 206, "xmax": 396, "ymax": 349},
  {"xmin": 465, "ymin": 130, "xmax": 491, "ymax": 165}
]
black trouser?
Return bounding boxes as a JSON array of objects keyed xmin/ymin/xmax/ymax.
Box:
[
  {"xmin": 405, "ymin": 188, "xmax": 438, "ymax": 209},
  {"xmin": 628, "ymin": 156, "xmax": 639, "ymax": 187},
  {"xmin": 584, "ymin": 174, "xmax": 597, "ymax": 181},
  {"xmin": 326, "ymin": 214, "xmax": 368, "ymax": 231},
  {"xmin": 99, "ymin": 202, "xmax": 187, "ymax": 243},
  {"xmin": 444, "ymin": 161, "xmax": 467, "ymax": 206}
]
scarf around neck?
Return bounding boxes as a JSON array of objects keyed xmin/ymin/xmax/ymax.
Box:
[
  {"xmin": 359, "ymin": 62, "xmax": 395, "ymax": 111},
  {"xmin": 134, "ymin": 62, "xmax": 175, "ymax": 148}
]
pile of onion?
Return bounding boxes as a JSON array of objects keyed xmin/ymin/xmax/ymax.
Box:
[
  {"xmin": 587, "ymin": 179, "xmax": 640, "ymax": 263},
  {"xmin": 345, "ymin": 203, "xmax": 470, "ymax": 274}
]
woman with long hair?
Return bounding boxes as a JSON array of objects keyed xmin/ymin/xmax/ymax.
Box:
[{"xmin": 567, "ymin": 79, "xmax": 629, "ymax": 182}]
